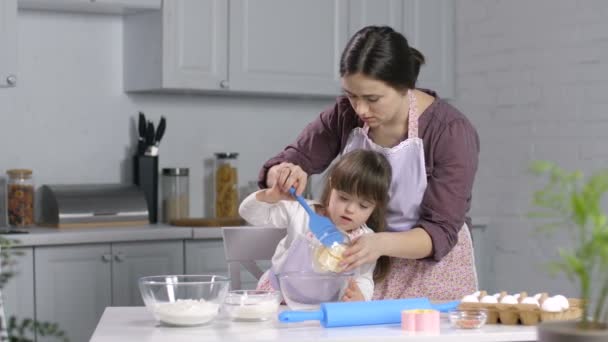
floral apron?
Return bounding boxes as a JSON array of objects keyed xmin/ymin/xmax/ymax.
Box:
[{"xmin": 342, "ymin": 91, "xmax": 478, "ymax": 301}]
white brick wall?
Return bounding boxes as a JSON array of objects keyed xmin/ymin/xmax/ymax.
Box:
[{"xmin": 454, "ymin": 0, "xmax": 608, "ymax": 295}]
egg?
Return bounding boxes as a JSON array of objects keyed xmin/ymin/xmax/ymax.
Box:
[
  {"xmin": 533, "ymin": 293, "xmax": 543, "ymax": 301},
  {"xmin": 480, "ymin": 295, "xmax": 498, "ymax": 304},
  {"xmin": 541, "ymin": 297, "xmax": 563, "ymax": 312},
  {"xmin": 500, "ymin": 295, "xmax": 518, "ymax": 304},
  {"xmin": 552, "ymin": 295, "xmax": 570, "ymax": 310},
  {"xmin": 521, "ymin": 297, "xmax": 540, "ymax": 307},
  {"xmin": 461, "ymin": 295, "xmax": 480, "ymax": 303}
]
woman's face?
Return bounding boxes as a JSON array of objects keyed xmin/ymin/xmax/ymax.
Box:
[
  {"xmin": 326, "ymin": 189, "xmax": 376, "ymax": 232},
  {"xmin": 341, "ymin": 73, "xmax": 408, "ymax": 128}
]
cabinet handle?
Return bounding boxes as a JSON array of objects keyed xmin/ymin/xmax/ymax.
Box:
[
  {"xmin": 114, "ymin": 253, "xmax": 125, "ymax": 262},
  {"xmin": 219, "ymin": 80, "xmax": 229, "ymax": 89},
  {"xmin": 6, "ymin": 75, "xmax": 16, "ymax": 86},
  {"xmin": 102, "ymin": 254, "xmax": 112, "ymax": 263}
]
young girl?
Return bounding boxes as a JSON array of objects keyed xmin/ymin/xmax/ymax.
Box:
[{"xmin": 239, "ymin": 149, "xmax": 392, "ymax": 301}]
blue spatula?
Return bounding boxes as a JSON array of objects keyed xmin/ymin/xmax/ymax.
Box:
[{"xmin": 289, "ymin": 187, "xmax": 347, "ymax": 247}]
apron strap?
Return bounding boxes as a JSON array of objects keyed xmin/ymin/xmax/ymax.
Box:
[{"xmin": 407, "ymin": 90, "xmax": 419, "ymax": 139}]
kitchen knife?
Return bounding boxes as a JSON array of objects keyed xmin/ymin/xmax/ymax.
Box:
[
  {"xmin": 154, "ymin": 116, "xmax": 166, "ymax": 146},
  {"xmin": 137, "ymin": 112, "xmax": 146, "ymax": 155},
  {"xmin": 146, "ymin": 121, "xmax": 155, "ymax": 147}
]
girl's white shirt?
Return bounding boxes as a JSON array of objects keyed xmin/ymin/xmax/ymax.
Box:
[{"xmin": 238, "ymin": 190, "xmax": 376, "ymax": 300}]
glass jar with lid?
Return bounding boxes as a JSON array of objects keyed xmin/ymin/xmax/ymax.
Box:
[
  {"xmin": 161, "ymin": 168, "xmax": 190, "ymax": 223},
  {"xmin": 214, "ymin": 153, "xmax": 239, "ymax": 218},
  {"xmin": 6, "ymin": 169, "xmax": 35, "ymax": 227}
]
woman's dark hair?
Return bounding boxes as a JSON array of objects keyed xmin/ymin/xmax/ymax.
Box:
[
  {"xmin": 339, "ymin": 25, "xmax": 425, "ymax": 90},
  {"xmin": 319, "ymin": 149, "xmax": 392, "ymax": 282}
]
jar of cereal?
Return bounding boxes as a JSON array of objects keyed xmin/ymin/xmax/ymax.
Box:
[
  {"xmin": 6, "ymin": 169, "xmax": 35, "ymax": 227},
  {"xmin": 214, "ymin": 153, "xmax": 238, "ymax": 218}
]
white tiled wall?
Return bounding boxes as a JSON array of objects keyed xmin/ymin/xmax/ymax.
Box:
[{"xmin": 453, "ymin": 0, "xmax": 608, "ymax": 294}]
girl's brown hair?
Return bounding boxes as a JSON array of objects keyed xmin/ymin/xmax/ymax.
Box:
[{"xmin": 319, "ymin": 149, "xmax": 392, "ymax": 282}]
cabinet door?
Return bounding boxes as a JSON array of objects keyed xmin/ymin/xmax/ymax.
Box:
[
  {"xmin": 347, "ymin": 0, "xmax": 403, "ymax": 33},
  {"xmin": 185, "ymin": 240, "xmax": 228, "ymax": 276},
  {"xmin": 229, "ymin": 0, "xmax": 348, "ymax": 96},
  {"xmin": 185, "ymin": 240, "xmax": 270, "ymax": 290},
  {"xmin": 19, "ymin": 0, "xmax": 161, "ymax": 13},
  {"xmin": 347, "ymin": 0, "xmax": 454, "ymax": 98},
  {"xmin": 2, "ymin": 247, "xmax": 34, "ymax": 340},
  {"xmin": 0, "ymin": 0, "xmax": 17, "ymax": 88},
  {"xmin": 111, "ymin": 241, "xmax": 184, "ymax": 306},
  {"xmin": 35, "ymin": 244, "xmax": 112, "ymax": 342},
  {"xmin": 162, "ymin": 0, "xmax": 228, "ymax": 90},
  {"xmin": 401, "ymin": 0, "xmax": 454, "ymax": 97}
]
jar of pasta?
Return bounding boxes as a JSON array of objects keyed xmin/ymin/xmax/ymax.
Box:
[
  {"xmin": 214, "ymin": 153, "xmax": 239, "ymax": 218},
  {"xmin": 6, "ymin": 169, "xmax": 35, "ymax": 227}
]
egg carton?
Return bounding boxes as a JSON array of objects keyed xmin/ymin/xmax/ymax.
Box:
[{"xmin": 457, "ymin": 291, "xmax": 583, "ymax": 326}]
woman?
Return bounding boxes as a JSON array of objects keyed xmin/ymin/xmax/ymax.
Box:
[{"xmin": 258, "ymin": 26, "xmax": 479, "ymax": 301}]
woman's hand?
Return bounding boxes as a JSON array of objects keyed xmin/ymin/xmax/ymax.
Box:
[
  {"xmin": 255, "ymin": 182, "xmax": 293, "ymax": 204},
  {"xmin": 341, "ymin": 279, "xmax": 365, "ymax": 302},
  {"xmin": 266, "ymin": 162, "xmax": 308, "ymax": 195},
  {"xmin": 340, "ymin": 234, "xmax": 384, "ymax": 271}
]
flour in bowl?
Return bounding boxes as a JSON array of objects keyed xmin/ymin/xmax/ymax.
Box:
[{"xmin": 153, "ymin": 299, "xmax": 219, "ymax": 326}]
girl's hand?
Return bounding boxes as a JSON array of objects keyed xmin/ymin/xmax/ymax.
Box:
[
  {"xmin": 340, "ymin": 234, "xmax": 383, "ymax": 271},
  {"xmin": 267, "ymin": 162, "xmax": 308, "ymax": 195},
  {"xmin": 255, "ymin": 182, "xmax": 293, "ymax": 204},
  {"xmin": 341, "ymin": 279, "xmax": 365, "ymax": 302}
]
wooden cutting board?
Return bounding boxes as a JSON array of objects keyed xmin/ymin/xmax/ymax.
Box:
[{"xmin": 169, "ymin": 217, "xmax": 247, "ymax": 227}]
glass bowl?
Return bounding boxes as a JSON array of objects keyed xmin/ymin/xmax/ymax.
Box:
[
  {"xmin": 139, "ymin": 275, "xmax": 230, "ymax": 327},
  {"xmin": 223, "ymin": 290, "xmax": 281, "ymax": 321},
  {"xmin": 277, "ymin": 271, "xmax": 352, "ymax": 311},
  {"xmin": 448, "ymin": 309, "xmax": 488, "ymax": 329}
]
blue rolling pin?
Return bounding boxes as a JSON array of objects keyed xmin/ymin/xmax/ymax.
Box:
[{"xmin": 279, "ymin": 298, "xmax": 459, "ymax": 328}]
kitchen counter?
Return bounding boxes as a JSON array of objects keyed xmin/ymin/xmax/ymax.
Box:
[
  {"xmin": 0, "ymin": 224, "xmax": 223, "ymax": 247},
  {"xmin": 0, "ymin": 220, "xmax": 488, "ymax": 247},
  {"xmin": 90, "ymin": 307, "xmax": 536, "ymax": 342}
]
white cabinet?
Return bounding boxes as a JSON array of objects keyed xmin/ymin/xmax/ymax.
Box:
[
  {"xmin": 0, "ymin": 0, "xmax": 17, "ymax": 88},
  {"xmin": 111, "ymin": 241, "xmax": 184, "ymax": 306},
  {"xmin": 227, "ymin": 0, "xmax": 347, "ymax": 96},
  {"xmin": 35, "ymin": 244, "xmax": 112, "ymax": 342},
  {"xmin": 124, "ymin": 0, "xmax": 228, "ymax": 91},
  {"xmin": 185, "ymin": 239, "xmax": 269, "ymax": 290},
  {"xmin": 35, "ymin": 241, "xmax": 184, "ymax": 342},
  {"xmin": 347, "ymin": 0, "xmax": 455, "ymax": 98},
  {"xmin": 2, "ymin": 247, "xmax": 35, "ymax": 340},
  {"xmin": 124, "ymin": 0, "xmax": 347, "ymax": 96},
  {"xmin": 19, "ymin": 0, "xmax": 161, "ymax": 14}
]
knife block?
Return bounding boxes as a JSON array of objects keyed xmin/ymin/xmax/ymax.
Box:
[{"xmin": 133, "ymin": 155, "xmax": 158, "ymax": 223}]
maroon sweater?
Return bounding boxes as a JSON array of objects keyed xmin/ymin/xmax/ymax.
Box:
[{"xmin": 258, "ymin": 90, "xmax": 480, "ymax": 261}]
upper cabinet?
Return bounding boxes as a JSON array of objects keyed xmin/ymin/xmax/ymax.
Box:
[
  {"xmin": 124, "ymin": 0, "xmax": 454, "ymax": 98},
  {"xmin": 124, "ymin": 0, "xmax": 347, "ymax": 96},
  {"xmin": 124, "ymin": 0, "xmax": 228, "ymax": 91},
  {"xmin": 18, "ymin": 0, "xmax": 161, "ymax": 14},
  {"xmin": 228, "ymin": 0, "xmax": 347, "ymax": 96},
  {"xmin": 348, "ymin": 0, "xmax": 455, "ymax": 98},
  {"xmin": 0, "ymin": 0, "xmax": 17, "ymax": 88}
]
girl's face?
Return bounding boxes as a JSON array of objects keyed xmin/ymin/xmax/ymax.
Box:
[
  {"xmin": 326, "ymin": 189, "xmax": 376, "ymax": 232},
  {"xmin": 341, "ymin": 73, "xmax": 408, "ymax": 128}
]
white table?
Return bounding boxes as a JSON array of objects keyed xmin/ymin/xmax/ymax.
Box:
[{"xmin": 90, "ymin": 307, "xmax": 536, "ymax": 342}]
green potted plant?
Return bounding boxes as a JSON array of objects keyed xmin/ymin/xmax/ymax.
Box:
[
  {"xmin": 0, "ymin": 236, "xmax": 68, "ymax": 342},
  {"xmin": 530, "ymin": 161, "xmax": 608, "ymax": 341}
]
